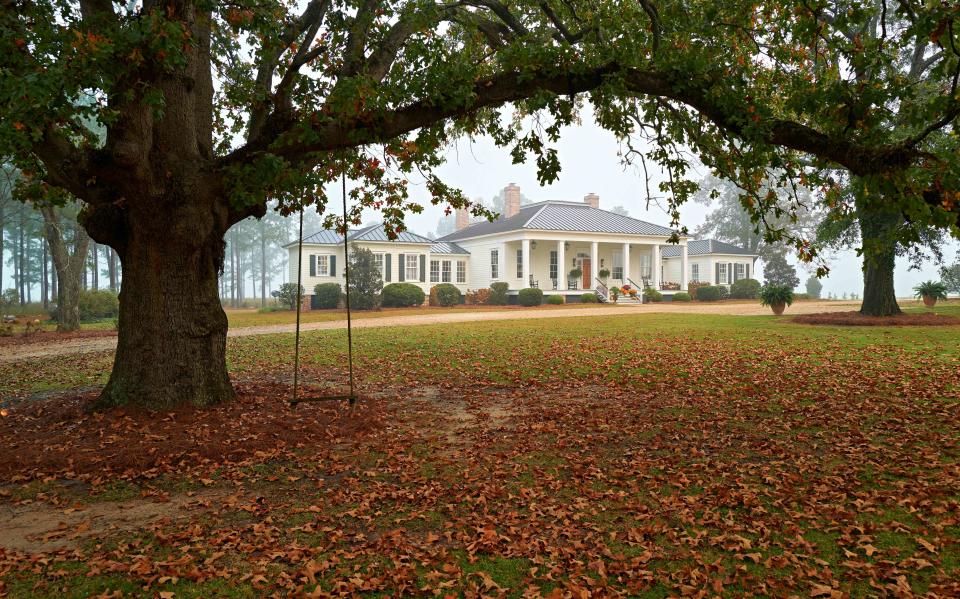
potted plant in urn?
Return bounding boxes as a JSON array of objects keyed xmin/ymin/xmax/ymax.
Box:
[
  {"xmin": 610, "ymin": 286, "xmax": 621, "ymax": 301},
  {"xmin": 913, "ymin": 280, "xmax": 948, "ymax": 308},
  {"xmin": 759, "ymin": 284, "xmax": 794, "ymax": 315}
]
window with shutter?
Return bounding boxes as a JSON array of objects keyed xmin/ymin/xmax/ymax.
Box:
[{"xmin": 490, "ymin": 250, "xmax": 499, "ymax": 279}]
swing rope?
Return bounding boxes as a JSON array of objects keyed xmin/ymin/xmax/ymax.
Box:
[{"xmin": 291, "ymin": 171, "xmax": 356, "ymax": 406}]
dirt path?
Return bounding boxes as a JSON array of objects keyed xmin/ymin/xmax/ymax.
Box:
[
  {"xmin": 0, "ymin": 489, "xmax": 230, "ymax": 552},
  {"xmin": 0, "ymin": 301, "xmax": 862, "ymax": 364}
]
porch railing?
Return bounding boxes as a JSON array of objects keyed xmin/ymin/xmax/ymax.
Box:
[{"xmin": 594, "ymin": 277, "xmax": 609, "ymax": 303}]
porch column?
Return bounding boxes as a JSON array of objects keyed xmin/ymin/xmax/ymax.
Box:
[
  {"xmin": 590, "ymin": 241, "xmax": 599, "ymax": 288},
  {"xmin": 521, "ymin": 238, "xmax": 531, "ymax": 288},
  {"xmin": 681, "ymin": 243, "xmax": 689, "ymax": 290},
  {"xmin": 556, "ymin": 240, "xmax": 566, "ymax": 290},
  {"xmin": 424, "ymin": 248, "xmax": 431, "ymax": 286},
  {"xmin": 652, "ymin": 244, "xmax": 661, "ymax": 289},
  {"xmin": 622, "ymin": 242, "xmax": 631, "ymax": 284}
]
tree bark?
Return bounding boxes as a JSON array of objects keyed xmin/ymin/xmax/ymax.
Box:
[
  {"xmin": 41, "ymin": 205, "xmax": 90, "ymax": 331},
  {"xmin": 18, "ymin": 208, "xmax": 25, "ymax": 305},
  {"xmin": 95, "ymin": 208, "xmax": 234, "ymax": 410},
  {"xmin": 108, "ymin": 247, "xmax": 117, "ymax": 291},
  {"xmin": 91, "ymin": 242, "xmax": 99, "ymax": 290},
  {"xmin": 42, "ymin": 238, "xmax": 48, "ymax": 309},
  {"xmin": 857, "ymin": 202, "xmax": 902, "ymax": 317},
  {"xmin": 260, "ymin": 219, "xmax": 267, "ymax": 308}
]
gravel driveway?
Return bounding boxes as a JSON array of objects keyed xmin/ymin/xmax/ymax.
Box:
[{"xmin": 0, "ymin": 301, "xmax": 862, "ymax": 364}]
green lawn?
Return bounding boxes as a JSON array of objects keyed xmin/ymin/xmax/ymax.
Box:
[
  {"xmin": 0, "ymin": 308, "xmax": 958, "ymax": 597},
  {"xmin": 223, "ymin": 301, "xmax": 606, "ymax": 328}
]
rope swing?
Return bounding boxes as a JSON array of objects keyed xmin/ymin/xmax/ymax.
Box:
[{"xmin": 290, "ymin": 171, "xmax": 357, "ymax": 406}]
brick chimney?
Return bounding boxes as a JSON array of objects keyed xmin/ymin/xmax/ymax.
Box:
[
  {"xmin": 584, "ymin": 192, "xmax": 600, "ymax": 209},
  {"xmin": 454, "ymin": 207, "xmax": 469, "ymax": 230},
  {"xmin": 503, "ymin": 183, "xmax": 521, "ymax": 218}
]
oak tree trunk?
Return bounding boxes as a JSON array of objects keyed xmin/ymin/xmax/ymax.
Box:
[
  {"xmin": 88, "ymin": 179, "xmax": 236, "ymax": 409},
  {"xmin": 857, "ymin": 202, "xmax": 902, "ymax": 317}
]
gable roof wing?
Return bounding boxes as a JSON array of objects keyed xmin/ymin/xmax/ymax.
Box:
[
  {"xmin": 660, "ymin": 239, "xmax": 756, "ymax": 257},
  {"xmin": 285, "ymin": 223, "xmax": 433, "ymax": 247},
  {"xmin": 438, "ymin": 201, "xmax": 679, "ymax": 241},
  {"xmin": 429, "ymin": 241, "xmax": 470, "ymax": 255}
]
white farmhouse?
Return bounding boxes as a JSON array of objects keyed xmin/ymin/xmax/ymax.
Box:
[{"xmin": 286, "ymin": 184, "xmax": 758, "ymax": 307}]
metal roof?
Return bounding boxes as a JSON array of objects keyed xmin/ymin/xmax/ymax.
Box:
[
  {"xmin": 438, "ymin": 201, "xmax": 679, "ymax": 241},
  {"xmin": 429, "ymin": 241, "xmax": 470, "ymax": 255},
  {"xmin": 288, "ymin": 223, "xmax": 434, "ymax": 247},
  {"xmin": 661, "ymin": 239, "xmax": 756, "ymax": 257}
]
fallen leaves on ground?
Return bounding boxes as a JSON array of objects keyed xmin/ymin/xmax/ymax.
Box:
[{"xmin": 0, "ymin": 322, "xmax": 958, "ymax": 597}]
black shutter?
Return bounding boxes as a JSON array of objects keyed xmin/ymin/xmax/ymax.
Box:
[
  {"xmin": 419, "ymin": 255, "xmax": 426, "ymax": 282},
  {"xmin": 385, "ymin": 254, "xmax": 392, "ymax": 282},
  {"xmin": 715, "ymin": 263, "xmax": 720, "ymax": 285},
  {"xmin": 398, "ymin": 254, "xmax": 405, "ymax": 281},
  {"xmin": 330, "ymin": 256, "xmax": 337, "ymax": 277},
  {"xmin": 309, "ymin": 255, "xmax": 316, "ymax": 277},
  {"xmin": 745, "ymin": 263, "xmax": 749, "ymax": 280}
]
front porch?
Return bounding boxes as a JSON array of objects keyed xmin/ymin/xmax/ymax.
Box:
[{"xmin": 497, "ymin": 237, "xmax": 690, "ymax": 296}]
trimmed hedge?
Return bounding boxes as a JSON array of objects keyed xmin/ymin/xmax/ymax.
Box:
[
  {"xmin": 518, "ymin": 288, "xmax": 544, "ymax": 307},
  {"xmin": 488, "ymin": 282, "xmax": 510, "ymax": 305},
  {"xmin": 672, "ymin": 292, "xmax": 692, "ymax": 302},
  {"xmin": 696, "ymin": 285, "xmax": 727, "ymax": 301},
  {"xmin": 729, "ymin": 278, "xmax": 761, "ymax": 299},
  {"xmin": 545, "ymin": 294, "xmax": 564, "ymax": 305},
  {"xmin": 313, "ymin": 283, "xmax": 342, "ymax": 309},
  {"xmin": 687, "ymin": 281, "xmax": 710, "ymax": 300},
  {"xmin": 580, "ymin": 293, "xmax": 599, "ymax": 303},
  {"xmin": 381, "ymin": 283, "xmax": 425, "ymax": 307},
  {"xmin": 430, "ymin": 283, "xmax": 461, "ymax": 307},
  {"xmin": 643, "ymin": 288, "xmax": 663, "ymax": 302}
]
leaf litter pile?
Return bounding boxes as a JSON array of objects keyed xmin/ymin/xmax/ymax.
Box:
[{"xmin": 0, "ymin": 317, "xmax": 959, "ymax": 598}]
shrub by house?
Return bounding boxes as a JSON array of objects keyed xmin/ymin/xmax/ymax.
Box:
[
  {"xmin": 518, "ymin": 288, "xmax": 544, "ymax": 306},
  {"xmin": 430, "ymin": 284, "xmax": 462, "ymax": 307},
  {"xmin": 313, "ymin": 283, "xmax": 342, "ymax": 309},
  {"xmin": 382, "ymin": 283, "xmax": 425, "ymax": 308}
]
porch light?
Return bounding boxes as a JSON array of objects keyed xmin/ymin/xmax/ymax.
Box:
[
  {"xmin": 564, "ymin": 242, "xmax": 570, "ymax": 250},
  {"xmin": 530, "ymin": 241, "xmax": 537, "ymax": 250}
]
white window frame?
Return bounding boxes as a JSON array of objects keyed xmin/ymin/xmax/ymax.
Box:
[
  {"xmin": 549, "ymin": 250, "xmax": 558, "ymax": 280},
  {"xmin": 373, "ymin": 253, "xmax": 384, "ymax": 275},
  {"xmin": 429, "ymin": 259, "xmax": 440, "ymax": 283},
  {"xmin": 405, "ymin": 254, "xmax": 418, "ymax": 281},
  {"xmin": 719, "ymin": 263, "xmax": 728, "ymax": 284},
  {"xmin": 441, "ymin": 260, "xmax": 452, "ymax": 283},
  {"xmin": 491, "ymin": 249, "xmax": 499, "ymax": 279},
  {"xmin": 612, "ymin": 251, "xmax": 624, "ymax": 280},
  {"xmin": 516, "ymin": 248, "xmax": 523, "ymax": 278},
  {"xmin": 317, "ymin": 254, "xmax": 330, "ymax": 276},
  {"xmin": 640, "ymin": 254, "xmax": 652, "ymax": 279},
  {"xmin": 691, "ymin": 263, "xmax": 699, "ymax": 282},
  {"xmin": 456, "ymin": 260, "xmax": 466, "ymax": 283},
  {"xmin": 734, "ymin": 263, "xmax": 745, "ymax": 282}
]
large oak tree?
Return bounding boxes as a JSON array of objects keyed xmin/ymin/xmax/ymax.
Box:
[{"xmin": 2, "ymin": 0, "xmax": 958, "ymax": 409}]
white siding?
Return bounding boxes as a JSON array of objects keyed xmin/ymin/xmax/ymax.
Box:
[{"xmin": 287, "ymin": 241, "xmax": 450, "ymax": 299}]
